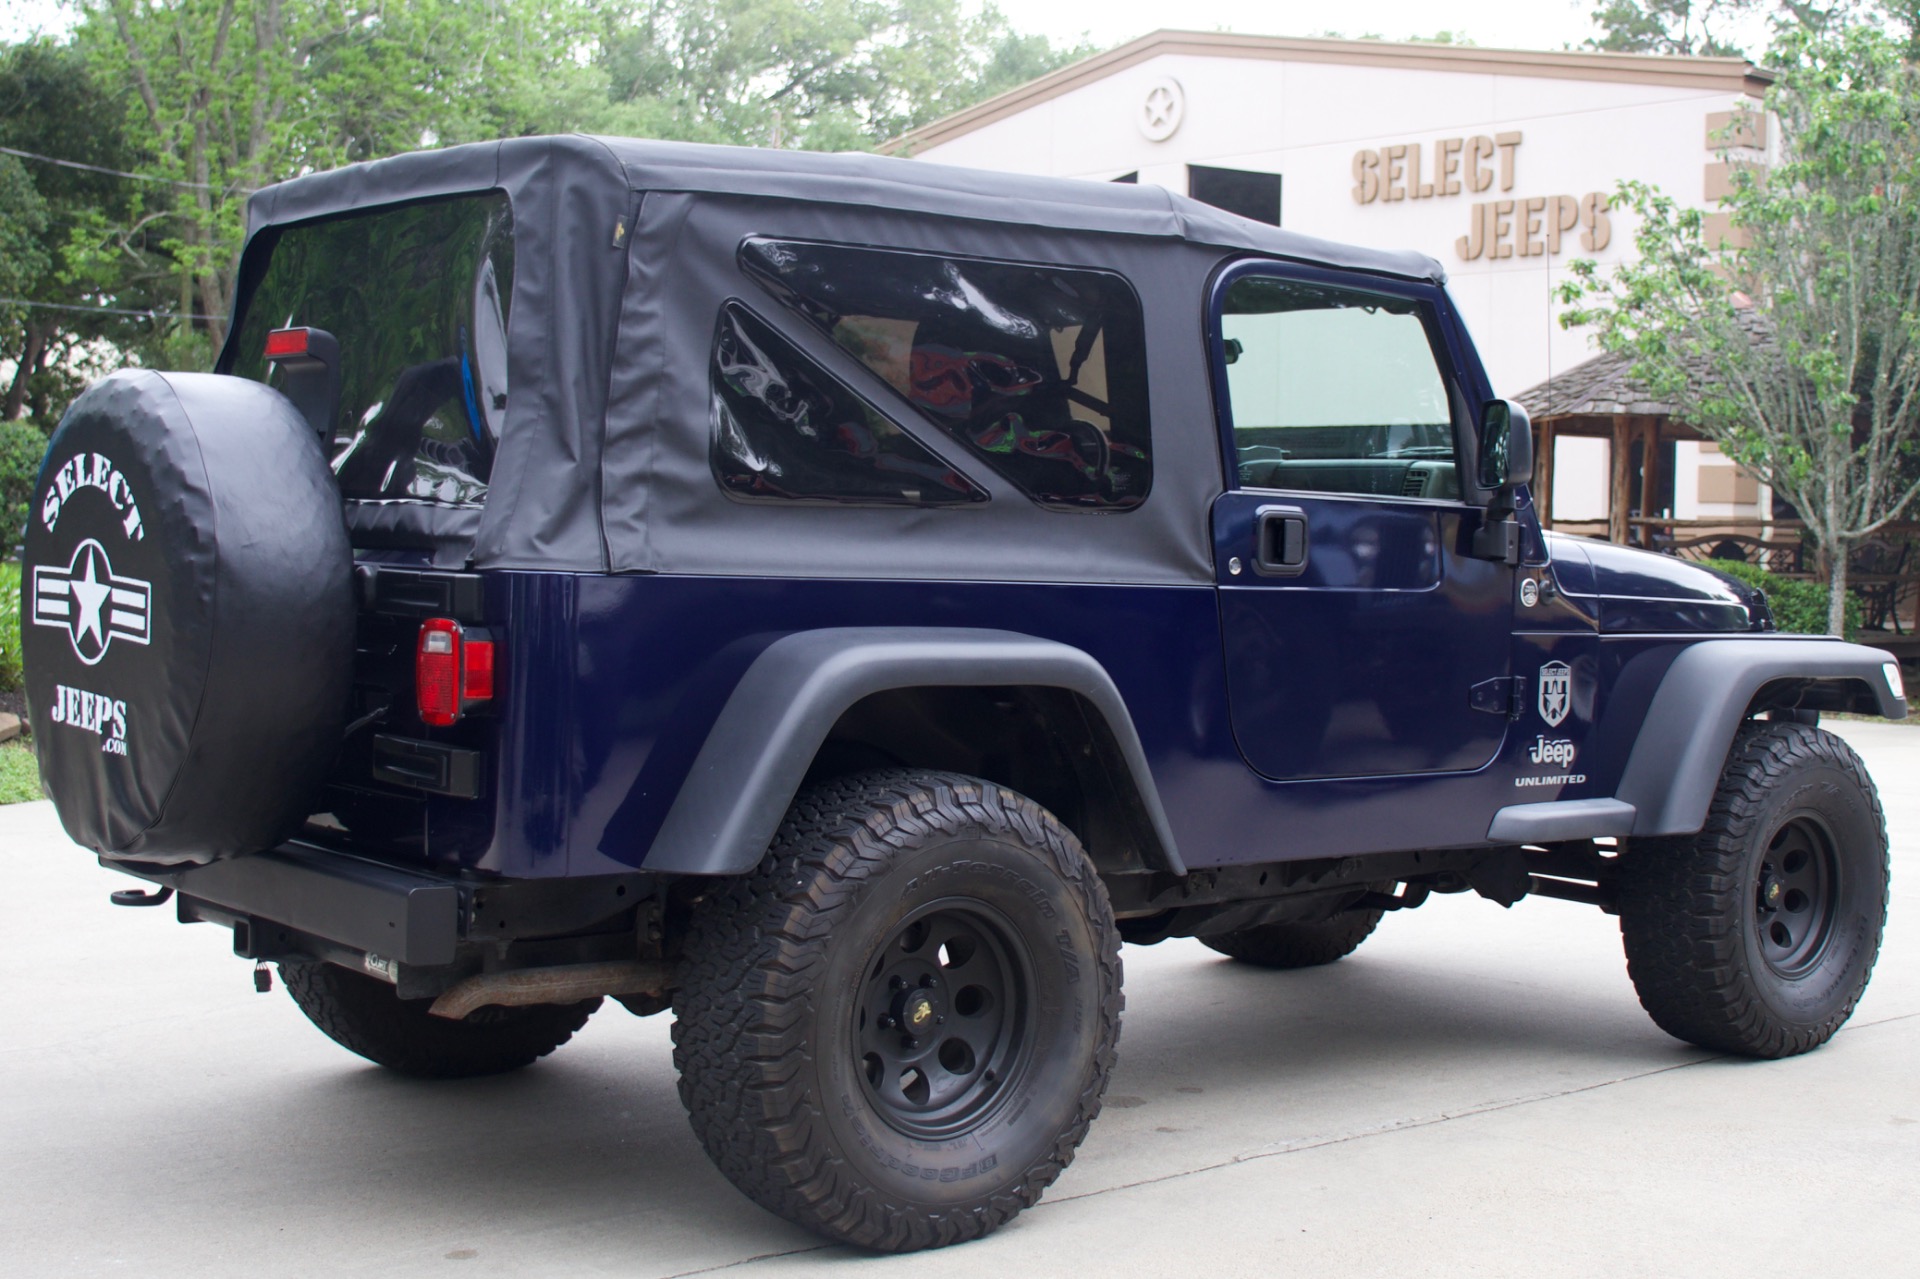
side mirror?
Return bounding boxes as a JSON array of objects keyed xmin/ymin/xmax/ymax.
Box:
[
  {"xmin": 1471, "ymin": 399, "xmax": 1534, "ymax": 565},
  {"xmin": 1477, "ymin": 398, "xmax": 1535, "ymax": 495}
]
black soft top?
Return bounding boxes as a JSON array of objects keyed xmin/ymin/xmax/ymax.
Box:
[
  {"xmin": 240, "ymin": 136, "xmax": 1442, "ymax": 281},
  {"xmin": 223, "ymin": 136, "xmax": 1448, "ymax": 582}
]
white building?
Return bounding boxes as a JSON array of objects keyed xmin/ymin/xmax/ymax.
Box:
[{"xmin": 890, "ymin": 31, "xmax": 1772, "ymax": 529}]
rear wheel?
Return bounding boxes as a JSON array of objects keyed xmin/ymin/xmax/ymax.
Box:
[
  {"xmin": 672, "ymin": 770, "xmax": 1122, "ymax": 1252},
  {"xmin": 1617, "ymin": 723, "xmax": 1888, "ymax": 1059},
  {"xmin": 1200, "ymin": 906, "xmax": 1385, "ymax": 969},
  {"xmin": 281, "ymin": 961, "xmax": 599, "ymax": 1078}
]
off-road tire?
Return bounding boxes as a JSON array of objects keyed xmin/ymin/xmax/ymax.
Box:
[
  {"xmin": 672, "ymin": 770, "xmax": 1123, "ymax": 1252},
  {"xmin": 281, "ymin": 961, "xmax": 599, "ymax": 1078},
  {"xmin": 1200, "ymin": 907, "xmax": 1386, "ymax": 969},
  {"xmin": 1617, "ymin": 723, "xmax": 1888, "ymax": 1059}
]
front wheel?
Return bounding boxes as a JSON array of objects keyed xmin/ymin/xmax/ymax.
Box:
[
  {"xmin": 1617, "ymin": 723, "xmax": 1888, "ymax": 1059},
  {"xmin": 672, "ymin": 770, "xmax": 1123, "ymax": 1252}
]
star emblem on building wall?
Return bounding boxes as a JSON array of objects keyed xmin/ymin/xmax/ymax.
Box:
[{"xmin": 1138, "ymin": 78, "xmax": 1186, "ymax": 142}]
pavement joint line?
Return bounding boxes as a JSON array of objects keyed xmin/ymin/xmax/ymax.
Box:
[
  {"xmin": 434, "ymin": 1010, "xmax": 1920, "ymax": 1279},
  {"xmin": 1038, "ymin": 1007, "xmax": 1920, "ymax": 1211},
  {"xmin": 1037, "ymin": 1058, "xmax": 1717, "ymax": 1210},
  {"xmin": 661, "ymin": 1242, "xmax": 836, "ymax": 1275}
]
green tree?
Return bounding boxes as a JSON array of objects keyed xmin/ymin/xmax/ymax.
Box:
[
  {"xmin": 0, "ymin": 157, "xmax": 52, "ymax": 385},
  {"xmin": 1559, "ymin": 24, "xmax": 1920, "ymax": 635},
  {"xmin": 9, "ymin": 0, "xmax": 1083, "ymax": 404},
  {"xmin": 71, "ymin": 0, "xmax": 602, "ymax": 361},
  {"xmin": 595, "ymin": 0, "xmax": 1091, "ymax": 151},
  {"xmin": 0, "ymin": 39, "xmax": 173, "ymax": 421},
  {"xmin": 1586, "ymin": 1, "xmax": 1918, "ymax": 57},
  {"xmin": 1586, "ymin": 0, "xmax": 1756, "ymax": 56}
]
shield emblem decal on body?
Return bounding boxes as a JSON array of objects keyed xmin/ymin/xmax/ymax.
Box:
[{"xmin": 1538, "ymin": 661, "xmax": 1572, "ymax": 728}]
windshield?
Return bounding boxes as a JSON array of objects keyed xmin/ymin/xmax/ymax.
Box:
[{"xmin": 230, "ymin": 193, "xmax": 514, "ymax": 506}]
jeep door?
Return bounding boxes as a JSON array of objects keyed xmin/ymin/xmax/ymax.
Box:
[{"xmin": 1207, "ymin": 262, "xmax": 1515, "ymax": 781}]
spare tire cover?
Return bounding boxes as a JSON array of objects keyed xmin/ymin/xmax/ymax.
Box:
[{"xmin": 22, "ymin": 370, "xmax": 353, "ymax": 864}]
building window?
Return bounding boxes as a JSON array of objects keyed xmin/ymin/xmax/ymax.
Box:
[
  {"xmin": 1221, "ymin": 276, "xmax": 1461, "ymax": 500},
  {"xmin": 740, "ymin": 238, "xmax": 1153, "ymax": 511},
  {"xmin": 1188, "ymin": 165, "xmax": 1282, "ymax": 227},
  {"xmin": 710, "ymin": 303, "xmax": 988, "ymax": 507}
]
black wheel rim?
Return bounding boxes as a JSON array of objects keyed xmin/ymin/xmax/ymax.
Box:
[
  {"xmin": 1755, "ymin": 813, "xmax": 1840, "ymax": 978},
  {"xmin": 853, "ymin": 898, "xmax": 1033, "ymax": 1141}
]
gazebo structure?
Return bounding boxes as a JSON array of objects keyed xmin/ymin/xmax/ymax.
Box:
[
  {"xmin": 1516, "ymin": 350, "xmax": 1918, "ymax": 646},
  {"xmin": 1514, "ymin": 348, "xmax": 1711, "ymax": 548}
]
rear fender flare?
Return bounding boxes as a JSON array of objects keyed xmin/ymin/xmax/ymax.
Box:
[
  {"xmin": 1617, "ymin": 637, "xmax": 1906, "ymax": 836},
  {"xmin": 639, "ymin": 627, "xmax": 1184, "ymax": 876}
]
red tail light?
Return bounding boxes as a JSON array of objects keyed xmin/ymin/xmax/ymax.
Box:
[
  {"xmin": 264, "ymin": 327, "xmax": 311, "ymax": 360},
  {"xmin": 462, "ymin": 634, "xmax": 495, "ymax": 701},
  {"xmin": 416, "ymin": 617, "xmax": 495, "ymax": 727}
]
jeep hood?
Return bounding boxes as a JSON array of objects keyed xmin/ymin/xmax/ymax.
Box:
[{"xmin": 1545, "ymin": 532, "xmax": 1763, "ymax": 633}]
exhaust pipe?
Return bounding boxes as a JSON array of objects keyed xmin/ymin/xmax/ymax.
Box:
[{"xmin": 429, "ymin": 960, "xmax": 675, "ymax": 1020}]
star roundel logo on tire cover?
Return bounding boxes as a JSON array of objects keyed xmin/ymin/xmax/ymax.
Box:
[{"xmin": 32, "ymin": 537, "xmax": 153, "ymax": 665}]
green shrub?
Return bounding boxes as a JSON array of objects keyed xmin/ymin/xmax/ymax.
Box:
[
  {"xmin": 0, "ymin": 561, "xmax": 18, "ymax": 693},
  {"xmin": 0, "ymin": 418, "xmax": 48, "ymax": 562},
  {"xmin": 1707, "ymin": 559, "xmax": 1861, "ymax": 640}
]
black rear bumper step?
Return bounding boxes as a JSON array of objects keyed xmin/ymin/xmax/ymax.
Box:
[
  {"xmin": 115, "ymin": 843, "xmax": 461, "ymax": 966},
  {"xmin": 108, "ymin": 843, "xmax": 659, "ymax": 967}
]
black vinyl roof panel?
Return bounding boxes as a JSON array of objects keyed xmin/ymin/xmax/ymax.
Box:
[{"xmin": 244, "ymin": 134, "xmax": 1445, "ymax": 286}]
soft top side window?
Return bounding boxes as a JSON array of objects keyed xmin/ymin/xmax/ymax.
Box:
[
  {"xmin": 231, "ymin": 193, "xmax": 513, "ymax": 506},
  {"xmin": 710, "ymin": 303, "xmax": 989, "ymax": 507},
  {"xmin": 741, "ymin": 237, "xmax": 1153, "ymax": 512},
  {"xmin": 1221, "ymin": 276, "xmax": 1462, "ymax": 501}
]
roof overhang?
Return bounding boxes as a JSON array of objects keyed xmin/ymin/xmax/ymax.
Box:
[{"xmin": 884, "ymin": 29, "xmax": 1772, "ymax": 156}]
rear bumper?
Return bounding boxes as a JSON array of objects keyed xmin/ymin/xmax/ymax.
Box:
[
  {"xmin": 113, "ymin": 843, "xmax": 462, "ymax": 965},
  {"xmin": 108, "ymin": 842, "xmax": 657, "ymax": 975}
]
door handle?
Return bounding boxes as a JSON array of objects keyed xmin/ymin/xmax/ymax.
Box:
[{"xmin": 1254, "ymin": 505, "xmax": 1309, "ymax": 576}]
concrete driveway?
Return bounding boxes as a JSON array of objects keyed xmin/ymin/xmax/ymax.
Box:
[{"xmin": 4, "ymin": 721, "xmax": 1915, "ymax": 1277}]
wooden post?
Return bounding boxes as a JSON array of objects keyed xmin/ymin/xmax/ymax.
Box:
[
  {"xmin": 1639, "ymin": 416, "xmax": 1663, "ymax": 547},
  {"xmin": 1535, "ymin": 421, "xmax": 1556, "ymax": 527},
  {"xmin": 1609, "ymin": 416, "xmax": 1631, "ymax": 544}
]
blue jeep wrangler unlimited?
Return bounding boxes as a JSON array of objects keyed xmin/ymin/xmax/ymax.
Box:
[{"xmin": 24, "ymin": 137, "xmax": 1907, "ymax": 1251}]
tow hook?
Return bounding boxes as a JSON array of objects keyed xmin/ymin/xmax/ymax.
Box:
[{"xmin": 108, "ymin": 886, "xmax": 173, "ymax": 907}]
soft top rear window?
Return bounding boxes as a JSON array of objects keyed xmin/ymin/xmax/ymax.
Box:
[{"xmin": 230, "ymin": 193, "xmax": 513, "ymax": 506}]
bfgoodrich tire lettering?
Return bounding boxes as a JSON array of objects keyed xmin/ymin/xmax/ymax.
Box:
[
  {"xmin": 672, "ymin": 770, "xmax": 1123, "ymax": 1252},
  {"xmin": 1617, "ymin": 723, "xmax": 1888, "ymax": 1059}
]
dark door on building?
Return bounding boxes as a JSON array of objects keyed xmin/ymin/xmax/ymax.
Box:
[{"xmin": 1208, "ymin": 263, "xmax": 1515, "ymax": 781}]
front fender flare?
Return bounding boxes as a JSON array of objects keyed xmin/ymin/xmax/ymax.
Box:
[
  {"xmin": 639, "ymin": 627, "xmax": 1184, "ymax": 876},
  {"xmin": 1617, "ymin": 637, "xmax": 1905, "ymax": 836}
]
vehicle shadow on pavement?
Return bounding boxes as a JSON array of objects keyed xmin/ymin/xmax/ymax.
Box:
[{"xmin": 175, "ymin": 943, "xmax": 1709, "ymax": 1272}]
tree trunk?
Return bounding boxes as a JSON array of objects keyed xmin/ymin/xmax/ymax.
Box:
[
  {"xmin": 2, "ymin": 319, "xmax": 45, "ymax": 421},
  {"xmin": 1828, "ymin": 554, "xmax": 1850, "ymax": 637}
]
